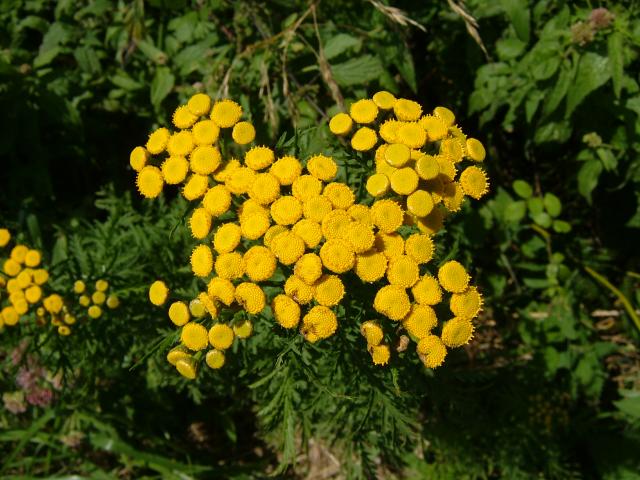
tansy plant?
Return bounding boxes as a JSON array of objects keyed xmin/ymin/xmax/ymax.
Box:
[
  {"xmin": 130, "ymin": 90, "xmax": 489, "ymax": 380},
  {"xmin": 0, "ymin": 228, "xmax": 120, "ymax": 336}
]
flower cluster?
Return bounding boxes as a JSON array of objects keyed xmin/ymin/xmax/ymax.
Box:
[
  {"xmin": 72, "ymin": 279, "xmax": 119, "ymax": 320},
  {"xmin": 132, "ymin": 90, "xmax": 489, "ymax": 378}
]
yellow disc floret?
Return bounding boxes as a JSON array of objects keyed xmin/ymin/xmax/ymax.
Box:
[
  {"xmin": 307, "ymin": 154, "xmax": 338, "ymax": 182},
  {"xmin": 351, "ymin": 127, "xmax": 377, "ymax": 151},
  {"xmin": 320, "ymin": 239, "xmax": 355, "ymax": 273},
  {"xmin": 149, "ymin": 280, "xmax": 169, "ymax": 306},
  {"xmin": 210, "ymin": 99, "xmax": 242, "ymax": 128},
  {"xmin": 136, "ymin": 166, "xmax": 164, "ymax": 199},
  {"xmin": 438, "ymin": 260, "xmax": 470, "ymax": 293},
  {"xmin": 404, "ymin": 233, "xmax": 434, "ymax": 264},
  {"xmin": 373, "ymin": 285, "xmax": 411, "ymax": 321},
  {"xmin": 459, "ymin": 166, "xmax": 489, "ymax": 200},
  {"xmin": 450, "ymin": 286, "xmax": 483, "ymax": 319},
  {"xmin": 417, "ymin": 335, "xmax": 447, "ymax": 368},
  {"xmin": 235, "ymin": 282, "xmax": 266, "ymax": 314},
  {"xmin": 441, "ymin": 317, "xmax": 474, "ymax": 348},
  {"xmin": 313, "ymin": 274, "xmax": 345, "ymax": 307},
  {"xmin": 232, "ymin": 121, "xmax": 256, "ymax": 145},
  {"xmin": 181, "ymin": 322, "xmax": 209, "ymax": 351},
  {"xmin": 245, "ymin": 146, "xmax": 275, "ymax": 171},
  {"xmin": 349, "ymin": 99, "xmax": 378, "ymax": 124},
  {"xmin": 214, "ymin": 252, "xmax": 245, "ymax": 280},
  {"xmin": 403, "ymin": 304, "xmax": 437, "ymax": 339},
  {"xmin": 191, "ymin": 245, "xmax": 214, "ymax": 277},
  {"xmin": 329, "ymin": 112, "xmax": 353, "ymax": 135},
  {"xmin": 187, "ymin": 93, "xmax": 211, "ymax": 116},
  {"xmin": 272, "ymin": 294, "xmax": 301, "ymax": 328}
]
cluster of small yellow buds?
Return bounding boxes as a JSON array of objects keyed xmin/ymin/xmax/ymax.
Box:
[
  {"xmin": 132, "ymin": 89, "xmax": 489, "ymax": 378},
  {"xmin": 73, "ymin": 279, "xmax": 119, "ymax": 322}
]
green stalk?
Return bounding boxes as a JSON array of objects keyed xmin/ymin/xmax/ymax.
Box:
[{"xmin": 584, "ymin": 266, "xmax": 640, "ymax": 333}]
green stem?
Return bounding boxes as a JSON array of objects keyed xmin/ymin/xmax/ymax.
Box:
[{"xmin": 584, "ymin": 266, "xmax": 640, "ymax": 333}]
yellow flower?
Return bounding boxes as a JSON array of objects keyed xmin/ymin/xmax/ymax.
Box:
[
  {"xmin": 323, "ymin": 182, "xmax": 354, "ymax": 209},
  {"xmin": 176, "ymin": 357, "xmax": 198, "ymax": 379},
  {"xmin": 182, "ymin": 322, "xmax": 209, "ymax": 351},
  {"xmin": 88, "ymin": 305, "xmax": 102, "ymax": 319},
  {"xmin": 106, "ymin": 295, "xmax": 120, "ymax": 309},
  {"xmin": 394, "ymin": 99, "xmax": 422, "ymax": 121},
  {"xmin": 417, "ymin": 335, "xmax": 447, "ymax": 368},
  {"xmin": 161, "ymin": 156, "xmax": 189, "ymax": 184},
  {"xmin": 207, "ymin": 277, "xmax": 235, "ymax": 306},
  {"xmin": 192, "ymin": 119, "xmax": 220, "ymax": 145},
  {"xmin": 355, "ymin": 250, "xmax": 387, "ymax": 282},
  {"xmin": 234, "ymin": 320, "xmax": 253, "ymax": 339},
  {"xmin": 292, "ymin": 174, "xmax": 323, "ymax": 201},
  {"xmin": 411, "ymin": 274, "xmax": 442, "ymax": 305},
  {"xmin": 213, "ymin": 158, "xmax": 240, "ymax": 182},
  {"xmin": 0, "ymin": 228, "xmax": 11, "ymax": 247},
  {"xmin": 293, "ymin": 253, "xmax": 323, "ymax": 285},
  {"xmin": 249, "ymin": 172, "xmax": 281, "ymax": 205},
  {"xmin": 214, "ymin": 252, "xmax": 245, "ymax": 280},
  {"xmin": 403, "ymin": 304, "xmax": 437, "ymax": 339},
  {"xmin": 329, "ymin": 112, "xmax": 353, "ymax": 135},
  {"xmin": 440, "ymin": 138, "xmax": 465, "ymax": 163},
  {"xmin": 203, "ymin": 185, "xmax": 232, "ymax": 217},
  {"xmin": 387, "ymin": 255, "xmax": 420, "ymax": 288},
  {"xmin": 210, "ymin": 99, "xmax": 242, "ymax": 128},
  {"xmin": 92, "ymin": 291, "xmax": 106, "ymax": 305},
  {"xmin": 213, "ymin": 223, "xmax": 241, "ymax": 254},
  {"xmin": 79, "ymin": 295, "xmax": 90, "ymax": 307},
  {"xmin": 351, "ymin": 127, "xmax": 377, "ymax": 151},
  {"xmin": 404, "ymin": 233, "xmax": 434, "ymax": 264},
  {"xmin": 3, "ymin": 259, "xmax": 21, "ymax": 277},
  {"xmin": 414, "ymin": 154, "xmax": 439, "ymax": 180},
  {"xmin": 321, "ymin": 209, "xmax": 352, "ymax": 240},
  {"xmin": 225, "ymin": 166, "xmax": 256, "ymax": 195},
  {"xmin": 33, "ymin": 269, "xmax": 49, "ymax": 285},
  {"xmin": 244, "ymin": 245, "xmax": 277, "ymax": 282},
  {"xmin": 25, "ymin": 285, "xmax": 42, "ymax": 304},
  {"xmin": 167, "ymin": 346, "xmax": 190, "ymax": 366},
  {"xmin": 169, "ymin": 301, "xmax": 191, "ymax": 326},
  {"xmin": 379, "ymin": 120, "xmax": 401, "ymax": 143},
  {"xmin": 349, "ymin": 99, "xmax": 378, "ymax": 124},
  {"xmin": 136, "ymin": 166, "xmax": 164, "ymax": 199},
  {"xmin": 347, "ymin": 204, "xmax": 372, "ymax": 225},
  {"xmin": 241, "ymin": 212, "xmax": 271, "ymax": 240},
  {"xmin": 187, "ymin": 92, "xmax": 211, "ymax": 115},
  {"xmin": 272, "ymin": 294, "xmax": 301, "ymax": 328},
  {"xmin": 390, "ymin": 167, "xmax": 419, "ymax": 196},
  {"xmin": 189, "ymin": 298, "xmax": 206, "ymax": 317},
  {"xmin": 270, "ymin": 156, "xmax": 302, "ymax": 185},
  {"xmin": 43, "ymin": 294, "xmax": 63, "ymax": 314},
  {"xmin": 374, "ymin": 232, "xmax": 404, "ymax": 259},
  {"xmin": 320, "ymin": 239, "xmax": 355, "ymax": 273},
  {"xmin": 11, "ymin": 244, "xmax": 28, "ymax": 263},
  {"xmin": 198, "ymin": 292, "xmax": 219, "ymax": 318},
  {"xmin": 441, "ymin": 317, "xmax": 474, "ymax": 348},
  {"xmin": 373, "ymin": 285, "xmax": 411, "ymax": 321},
  {"xmin": 182, "ymin": 174, "xmax": 209, "ymax": 201},
  {"xmin": 346, "ymin": 221, "xmax": 375, "ymax": 254},
  {"xmin": 189, "ymin": 208, "xmax": 212, "ymax": 239},
  {"xmin": 415, "ymin": 207, "xmax": 445, "ymax": 235},
  {"xmin": 232, "ymin": 121, "xmax": 256, "ymax": 145},
  {"xmin": 58, "ymin": 325, "xmax": 71, "ymax": 336},
  {"xmin": 450, "ymin": 286, "xmax": 483, "ymax": 319},
  {"xmin": 406, "ymin": 190, "xmax": 434, "ymax": 218},
  {"xmin": 436, "ymin": 155, "xmax": 457, "ymax": 182},
  {"xmin": 1, "ymin": 306, "xmax": 19, "ymax": 326},
  {"xmin": 442, "ymin": 181, "xmax": 465, "ymax": 212},
  {"xmin": 205, "ymin": 350, "xmax": 226, "ymax": 369},
  {"xmin": 270, "ymin": 196, "xmax": 303, "ymax": 225},
  {"xmin": 129, "ymin": 146, "xmax": 148, "ymax": 172},
  {"xmin": 146, "ymin": 127, "xmax": 170, "ymax": 154},
  {"xmin": 167, "ymin": 130, "xmax": 195, "ymax": 157},
  {"xmin": 371, "ymin": 199, "xmax": 404, "ymax": 233},
  {"xmin": 419, "ymin": 115, "xmax": 448, "ymax": 141},
  {"xmin": 360, "ymin": 320, "xmax": 384, "ymax": 345},
  {"xmin": 284, "ymin": 275, "xmax": 315, "ymax": 305},
  {"xmin": 16, "ymin": 270, "xmax": 32, "ymax": 288},
  {"xmin": 370, "ymin": 344, "xmax": 391, "ymax": 366},
  {"xmin": 466, "ymin": 138, "xmax": 486, "ymax": 162},
  {"xmin": 438, "ymin": 260, "xmax": 470, "ymax": 293},
  {"xmin": 302, "ymin": 195, "xmax": 333, "ymax": 223},
  {"xmin": 64, "ymin": 313, "xmax": 77, "ymax": 324},
  {"xmin": 209, "ymin": 323, "xmax": 235, "ymax": 349},
  {"xmin": 235, "ymin": 282, "xmax": 266, "ymax": 314},
  {"xmin": 245, "ymin": 146, "xmax": 275, "ymax": 171},
  {"xmin": 301, "ymin": 306, "xmax": 338, "ymax": 342},
  {"xmin": 313, "ymin": 274, "xmax": 345, "ymax": 307},
  {"xmin": 397, "ymin": 122, "xmax": 427, "ymax": 149},
  {"xmin": 433, "ymin": 106, "xmax": 455, "ymax": 126},
  {"xmin": 372, "ymin": 91, "xmax": 396, "ymax": 109},
  {"xmin": 290, "ymin": 219, "xmax": 322, "ymax": 249},
  {"xmin": 270, "ymin": 232, "xmax": 305, "ymax": 265},
  {"xmin": 263, "ymin": 225, "xmax": 289, "ymax": 248},
  {"xmin": 307, "ymin": 154, "xmax": 338, "ymax": 182},
  {"xmin": 14, "ymin": 298, "xmax": 28, "ymax": 315},
  {"xmin": 190, "ymin": 145, "xmax": 222, "ymax": 175},
  {"xmin": 459, "ymin": 166, "xmax": 489, "ymax": 200},
  {"xmin": 173, "ymin": 105, "xmax": 197, "ymax": 129},
  {"xmin": 191, "ymin": 245, "xmax": 214, "ymax": 277}
]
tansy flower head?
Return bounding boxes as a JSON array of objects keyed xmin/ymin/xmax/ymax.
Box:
[
  {"xmin": 407, "ymin": 190, "xmax": 434, "ymax": 218},
  {"xmin": 349, "ymin": 99, "xmax": 378, "ymax": 124},
  {"xmin": 390, "ymin": 167, "xmax": 419, "ymax": 196},
  {"xmin": 271, "ymin": 232, "xmax": 305, "ymax": 266},
  {"xmin": 129, "ymin": 146, "xmax": 148, "ymax": 172},
  {"xmin": 1, "ymin": 306, "xmax": 19, "ymax": 326},
  {"xmin": 386, "ymin": 255, "xmax": 420, "ymax": 288},
  {"xmin": 232, "ymin": 121, "xmax": 256, "ymax": 145},
  {"xmin": 25, "ymin": 285, "xmax": 42, "ymax": 303},
  {"xmin": 412, "ymin": 274, "xmax": 442, "ymax": 305},
  {"xmin": 272, "ymin": 294, "xmax": 301, "ymax": 328},
  {"xmin": 203, "ymin": 185, "xmax": 232, "ymax": 217},
  {"xmin": 361, "ymin": 320, "xmax": 384, "ymax": 345},
  {"xmin": 370, "ymin": 344, "xmax": 391, "ymax": 366},
  {"xmin": 207, "ymin": 277, "xmax": 235, "ymax": 306},
  {"xmin": 292, "ymin": 219, "xmax": 323, "ymax": 249},
  {"xmin": 440, "ymin": 138, "xmax": 465, "ymax": 163},
  {"xmin": 284, "ymin": 275, "xmax": 315, "ymax": 305},
  {"xmin": 373, "ymin": 285, "xmax": 411, "ymax": 321},
  {"xmin": 214, "ymin": 252, "xmax": 245, "ymax": 280},
  {"xmin": 348, "ymin": 204, "xmax": 372, "ymax": 225},
  {"xmin": 442, "ymin": 181, "xmax": 465, "ymax": 213},
  {"xmin": 3, "ymin": 259, "xmax": 21, "ymax": 276},
  {"xmin": 161, "ymin": 156, "xmax": 189, "ymax": 184},
  {"xmin": 245, "ymin": 146, "xmax": 275, "ymax": 171},
  {"xmin": 294, "ymin": 253, "xmax": 323, "ymax": 285},
  {"xmin": 321, "ymin": 209, "xmax": 352, "ymax": 240},
  {"xmin": 190, "ymin": 208, "xmax": 212, "ymax": 239},
  {"xmin": 182, "ymin": 174, "xmax": 209, "ymax": 201},
  {"xmin": 167, "ymin": 346, "xmax": 190, "ymax": 366},
  {"xmin": 58, "ymin": 325, "xmax": 71, "ymax": 336},
  {"xmin": 450, "ymin": 286, "xmax": 483, "ymax": 320},
  {"xmin": 210, "ymin": 99, "xmax": 242, "ymax": 128},
  {"xmin": 351, "ymin": 127, "xmax": 377, "ymax": 151},
  {"xmin": 213, "ymin": 223, "xmax": 241, "ymax": 254},
  {"xmin": 403, "ymin": 304, "xmax": 437, "ymax": 340},
  {"xmin": 169, "ymin": 301, "xmax": 190, "ymax": 326},
  {"xmin": 270, "ymin": 196, "xmax": 303, "ymax": 226},
  {"xmin": 355, "ymin": 250, "xmax": 387, "ymax": 283},
  {"xmin": 136, "ymin": 166, "xmax": 164, "ymax": 199},
  {"xmin": 372, "ymin": 91, "xmax": 396, "ymax": 110},
  {"xmin": 292, "ymin": 174, "xmax": 323, "ymax": 201},
  {"xmin": 374, "ymin": 232, "xmax": 404, "ymax": 259},
  {"xmin": 415, "ymin": 154, "xmax": 440, "ymax": 180},
  {"xmin": 371, "ymin": 200, "xmax": 404, "ymax": 234},
  {"xmin": 92, "ymin": 291, "xmax": 106, "ymax": 305},
  {"xmin": 320, "ymin": 239, "xmax": 355, "ymax": 274},
  {"xmin": 190, "ymin": 145, "xmax": 221, "ymax": 175},
  {"xmin": 146, "ymin": 127, "xmax": 170, "ymax": 154},
  {"xmin": 244, "ymin": 245, "xmax": 277, "ymax": 282},
  {"xmin": 397, "ymin": 122, "xmax": 427, "ymax": 149},
  {"xmin": 176, "ymin": 357, "xmax": 198, "ymax": 379},
  {"xmin": 301, "ymin": 306, "xmax": 338, "ymax": 342},
  {"xmin": 241, "ymin": 212, "xmax": 271, "ymax": 240},
  {"xmin": 302, "ymin": 196, "xmax": 333, "ymax": 224},
  {"xmin": 235, "ymin": 282, "xmax": 266, "ymax": 314},
  {"xmin": 379, "ymin": 120, "xmax": 402, "ymax": 143},
  {"xmin": 441, "ymin": 317, "xmax": 474, "ymax": 348},
  {"xmin": 79, "ymin": 295, "xmax": 91, "ymax": 307},
  {"xmin": 10, "ymin": 245, "xmax": 27, "ymax": 263},
  {"xmin": 436, "ymin": 155, "xmax": 457, "ymax": 182},
  {"xmin": 191, "ymin": 245, "xmax": 214, "ymax": 277},
  {"xmin": 106, "ymin": 295, "xmax": 120, "ymax": 309},
  {"xmin": 415, "ymin": 207, "xmax": 445, "ymax": 235},
  {"xmin": 466, "ymin": 138, "xmax": 486, "ymax": 162},
  {"xmin": 213, "ymin": 158, "xmax": 240, "ymax": 182},
  {"xmin": 188, "ymin": 93, "xmax": 211, "ymax": 116},
  {"xmin": 24, "ymin": 249, "xmax": 41, "ymax": 267},
  {"xmin": 182, "ymin": 322, "xmax": 209, "ymax": 351},
  {"xmin": 404, "ymin": 233, "xmax": 434, "ymax": 264},
  {"xmin": 167, "ymin": 130, "xmax": 194, "ymax": 157},
  {"xmin": 438, "ymin": 260, "xmax": 469, "ymax": 293},
  {"xmin": 459, "ymin": 166, "xmax": 489, "ymax": 200},
  {"xmin": 249, "ymin": 172, "xmax": 281, "ymax": 205},
  {"xmin": 88, "ymin": 305, "xmax": 102, "ymax": 319},
  {"xmin": 307, "ymin": 154, "xmax": 338, "ymax": 182},
  {"xmin": 270, "ymin": 156, "xmax": 302, "ymax": 185},
  {"xmin": 43, "ymin": 294, "xmax": 63, "ymax": 314},
  {"xmin": 173, "ymin": 105, "xmax": 197, "ymax": 129},
  {"xmin": 417, "ymin": 335, "xmax": 447, "ymax": 369},
  {"xmin": 188, "ymin": 298, "xmax": 205, "ymax": 317},
  {"xmin": 394, "ymin": 99, "xmax": 422, "ymax": 121},
  {"xmin": 419, "ymin": 115, "xmax": 448, "ymax": 141},
  {"xmin": 329, "ymin": 112, "xmax": 353, "ymax": 136},
  {"xmin": 323, "ymin": 182, "xmax": 354, "ymax": 209},
  {"xmin": 206, "ymin": 350, "xmax": 225, "ymax": 369},
  {"xmin": 192, "ymin": 119, "xmax": 220, "ymax": 145},
  {"xmin": 225, "ymin": 166, "xmax": 256, "ymax": 195},
  {"xmin": 234, "ymin": 320, "xmax": 253, "ymax": 339},
  {"xmin": 198, "ymin": 292, "xmax": 218, "ymax": 318},
  {"xmin": 313, "ymin": 274, "xmax": 345, "ymax": 307},
  {"xmin": 33, "ymin": 269, "xmax": 49, "ymax": 285},
  {"xmin": 366, "ymin": 173, "xmax": 390, "ymax": 197},
  {"xmin": 434, "ymin": 106, "xmax": 455, "ymax": 126},
  {"xmin": 263, "ymin": 225, "xmax": 288, "ymax": 247}
]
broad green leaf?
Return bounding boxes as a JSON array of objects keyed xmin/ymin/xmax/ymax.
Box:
[
  {"xmin": 542, "ymin": 62, "xmax": 574, "ymax": 117},
  {"xmin": 532, "ymin": 56, "xmax": 560, "ymax": 80},
  {"xmin": 608, "ymin": 31, "xmax": 624, "ymax": 98},
  {"xmin": 597, "ymin": 147, "xmax": 617, "ymax": 171},
  {"xmin": 534, "ymin": 120, "xmax": 572, "ymax": 144},
  {"xmin": 614, "ymin": 391, "xmax": 640, "ymax": 419},
  {"xmin": 111, "ymin": 73, "xmax": 143, "ymax": 90},
  {"xmin": 504, "ymin": 200, "xmax": 526, "ymax": 223},
  {"xmin": 577, "ymin": 158, "xmax": 603, "ymax": 203},
  {"xmin": 150, "ymin": 67, "xmax": 175, "ymax": 108},
  {"xmin": 512, "ymin": 179, "xmax": 532, "ymax": 198},
  {"xmin": 74, "ymin": 46, "xmax": 102, "ymax": 75},
  {"xmin": 500, "ymin": 0, "xmax": 530, "ymax": 43},
  {"xmin": 323, "ymin": 33, "xmax": 361, "ymax": 60},
  {"xmin": 527, "ymin": 197, "xmax": 544, "ymax": 216},
  {"xmin": 137, "ymin": 39, "xmax": 168, "ymax": 64},
  {"xmin": 566, "ymin": 53, "xmax": 611, "ymax": 117},
  {"xmin": 553, "ymin": 220, "xmax": 571, "ymax": 233},
  {"xmin": 331, "ymin": 55, "xmax": 384, "ymax": 87},
  {"xmin": 33, "ymin": 46, "xmax": 62, "ymax": 68},
  {"xmin": 496, "ymin": 37, "xmax": 526, "ymax": 60},
  {"xmin": 532, "ymin": 211, "xmax": 552, "ymax": 228},
  {"xmin": 543, "ymin": 193, "xmax": 562, "ymax": 217}
]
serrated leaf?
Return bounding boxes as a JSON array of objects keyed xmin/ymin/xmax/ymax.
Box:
[
  {"xmin": 501, "ymin": 0, "xmax": 530, "ymax": 43},
  {"xmin": 566, "ymin": 53, "xmax": 611, "ymax": 117},
  {"xmin": 150, "ymin": 67, "xmax": 174, "ymax": 108},
  {"xmin": 512, "ymin": 179, "xmax": 532, "ymax": 198},
  {"xmin": 577, "ymin": 158, "xmax": 603, "ymax": 203},
  {"xmin": 608, "ymin": 32, "xmax": 624, "ymax": 98},
  {"xmin": 331, "ymin": 55, "xmax": 384, "ymax": 87},
  {"xmin": 323, "ymin": 33, "xmax": 361, "ymax": 60}
]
